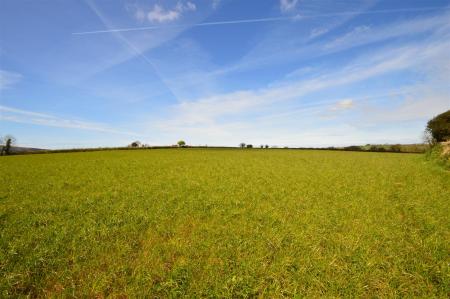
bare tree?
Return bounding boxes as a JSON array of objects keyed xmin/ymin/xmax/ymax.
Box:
[{"xmin": 423, "ymin": 129, "xmax": 436, "ymax": 147}]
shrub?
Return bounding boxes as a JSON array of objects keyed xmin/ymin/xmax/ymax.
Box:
[
  {"xmin": 391, "ymin": 144, "xmax": 401, "ymax": 152},
  {"xmin": 344, "ymin": 146, "xmax": 362, "ymax": 151},
  {"xmin": 426, "ymin": 110, "xmax": 450, "ymax": 142}
]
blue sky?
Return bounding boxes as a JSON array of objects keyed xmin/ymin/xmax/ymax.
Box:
[{"xmin": 1, "ymin": 0, "xmax": 449, "ymax": 148}]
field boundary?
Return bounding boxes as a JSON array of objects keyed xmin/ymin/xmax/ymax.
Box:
[{"xmin": 0, "ymin": 145, "xmax": 428, "ymax": 156}]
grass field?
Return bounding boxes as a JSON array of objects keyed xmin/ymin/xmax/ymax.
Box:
[{"xmin": 0, "ymin": 149, "xmax": 449, "ymax": 297}]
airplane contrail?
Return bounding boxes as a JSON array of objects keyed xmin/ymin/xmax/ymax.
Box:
[{"xmin": 73, "ymin": 6, "xmax": 449, "ymax": 35}]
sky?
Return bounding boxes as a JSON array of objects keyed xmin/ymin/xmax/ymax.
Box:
[{"xmin": 0, "ymin": 0, "xmax": 449, "ymax": 149}]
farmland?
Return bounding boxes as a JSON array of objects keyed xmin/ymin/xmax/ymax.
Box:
[{"xmin": 0, "ymin": 149, "xmax": 449, "ymax": 297}]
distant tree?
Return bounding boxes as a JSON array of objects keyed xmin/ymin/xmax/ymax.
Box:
[
  {"xmin": 260, "ymin": 145, "xmax": 264, "ymax": 148},
  {"xmin": 177, "ymin": 140, "xmax": 186, "ymax": 147},
  {"xmin": 239, "ymin": 142, "xmax": 246, "ymax": 148},
  {"xmin": 129, "ymin": 141, "xmax": 141, "ymax": 148},
  {"xmin": 0, "ymin": 137, "xmax": 3, "ymax": 156},
  {"xmin": 368, "ymin": 145, "xmax": 388, "ymax": 152},
  {"xmin": 265, "ymin": 145, "xmax": 269, "ymax": 149},
  {"xmin": 426, "ymin": 110, "xmax": 450, "ymax": 142},
  {"xmin": 391, "ymin": 144, "xmax": 401, "ymax": 152},
  {"xmin": 246, "ymin": 144, "xmax": 253, "ymax": 148},
  {"xmin": 0, "ymin": 135, "xmax": 16, "ymax": 155},
  {"xmin": 345, "ymin": 145, "xmax": 362, "ymax": 151}
]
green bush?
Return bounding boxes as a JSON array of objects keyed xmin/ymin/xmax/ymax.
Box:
[
  {"xmin": 391, "ymin": 144, "xmax": 401, "ymax": 152},
  {"xmin": 426, "ymin": 110, "xmax": 450, "ymax": 142},
  {"xmin": 344, "ymin": 146, "xmax": 362, "ymax": 151}
]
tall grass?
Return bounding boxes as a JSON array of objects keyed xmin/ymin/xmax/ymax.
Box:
[
  {"xmin": 0, "ymin": 149, "xmax": 448, "ymax": 297},
  {"xmin": 425, "ymin": 143, "xmax": 450, "ymax": 170}
]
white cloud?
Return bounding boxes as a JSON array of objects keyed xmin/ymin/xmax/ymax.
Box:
[
  {"xmin": 0, "ymin": 105, "xmax": 140, "ymax": 136},
  {"xmin": 147, "ymin": 1, "xmax": 196, "ymax": 23},
  {"xmin": 280, "ymin": 0, "xmax": 299, "ymax": 12},
  {"xmin": 181, "ymin": 1, "xmax": 197, "ymax": 11},
  {"xmin": 331, "ymin": 99, "xmax": 354, "ymax": 110},
  {"xmin": 212, "ymin": 0, "xmax": 221, "ymax": 9},
  {"xmin": 148, "ymin": 5, "xmax": 180, "ymax": 23},
  {"xmin": 0, "ymin": 70, "xmax": 22, "ymax": 90}
]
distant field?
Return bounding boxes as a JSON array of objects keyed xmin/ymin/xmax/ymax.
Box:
[{"xmin": 0, "ymin": 149, "xmax": 448, "ymax": 297}]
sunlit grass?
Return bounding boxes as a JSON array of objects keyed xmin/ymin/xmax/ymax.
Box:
[{"xmin": 0, "ymin": 149, "xmax": 448, "ymax": 297}]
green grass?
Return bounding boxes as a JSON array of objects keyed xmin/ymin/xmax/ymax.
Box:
[
  {"xmin": 0, "ymin": 149, "xmax": 449, "ymax": 297},
  {"xmin": 426, "ymin": 144, "xmax": 450, "ymax": 170}
]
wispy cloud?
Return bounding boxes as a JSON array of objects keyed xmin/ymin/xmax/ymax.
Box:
[
  {"xmin": 331, "ymin": 99, "xmax": 354, "ymax": 110},
  {"xmin": 5, "ymin": 1, "xmax": 449, "ymax": 148},
  {"xmin": 0, "ymin": 70, "xmax": 22, "ymax": 90},
  {"xmin": 156, "ymin": 35, "xmax": 450, "ymax": 133},
  {"xmin": 72, "ymin": 6, "xmax": 449, "ymax": 35},
  {"xmin": 48, "ymin": 0, "xmax": 200, "ymax": 86},
  {"xmin": 309, "ymin": 27, "xmax": 330, "ymax": 39},
  {"xmin": 325, "ymin": 12, "xmax": 450, "ymax": 50},
  {"xmin": 212, "ymin": 0, "xmax": 221, "ymax": 10},
  {"xmin": 255, "ymin": 91, "xmax": 410, "ymax": 122},
  {"xmin": 280, "ymin": 0, "xmax": 299, "ymax": 12},
  {"xmin": 73, "ymin": 16, "xmax": 291, "ymax": 35},
  {"xmin": 325, "ymin": 25, "xmax": 371, "ymax": 49},
  {"xmin": 84, "ymin": 0, "xmax": 181, "ymax": 101},
  {"xmin": 0, "ymin": 105, "xmax": 140, "ymax": 136},
  {"xmin": 361, "ymin": 52, "xmax": 450, "ymax": 124},
  {"xmin": 364, "ymin": 92, "xmax": 450, "ymax": 123},
  {"xmin": 210, "ymin": 9, "xmax": 450, "ymax": 78}
]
